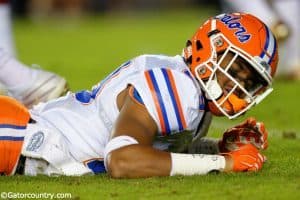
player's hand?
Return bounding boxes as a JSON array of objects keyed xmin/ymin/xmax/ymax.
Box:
[
  {"xmin": 219, "ymin": 117, "xmax": 268, "ymax": 152},
  {"xmin": 223, "ymin": 144, "xmax": 266, "ymax": 172}
]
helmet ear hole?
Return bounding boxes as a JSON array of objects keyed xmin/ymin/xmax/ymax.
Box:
[{"xmin": 196, "ymin": 40, "xmax": 203, "ymax": 50}]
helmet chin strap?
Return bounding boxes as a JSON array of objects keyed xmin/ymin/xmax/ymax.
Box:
[{"xmin": 205, "ymin": 79, "xmax": 223, "ymax": 100}]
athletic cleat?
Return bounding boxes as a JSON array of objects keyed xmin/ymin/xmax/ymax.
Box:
[{"xmin": 7, "ymin": 69, "xmax": 69, "ymax": 108}]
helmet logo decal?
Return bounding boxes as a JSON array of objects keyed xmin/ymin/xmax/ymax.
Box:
[{"xmin": 217, "ymin": 14, "xmax": 251, "ymax": 43}]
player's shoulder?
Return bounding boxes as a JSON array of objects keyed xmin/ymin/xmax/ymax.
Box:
[
  {"xmin": 132, "ymin": 54, "xmax": 187, "ymax": 71},
  {"xmin": 130, "ymin": 66, "xmax": 205, "ymax": 136}
]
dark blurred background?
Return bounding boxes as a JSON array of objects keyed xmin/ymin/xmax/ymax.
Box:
[{"xmin": 11, "ymin": 0, "xmax": 221, "ymax": 18}]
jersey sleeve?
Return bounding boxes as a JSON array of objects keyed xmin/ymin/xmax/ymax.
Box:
[{"xmin": 129, "ymin": 68, "xmax": 205, "ymax": 136}]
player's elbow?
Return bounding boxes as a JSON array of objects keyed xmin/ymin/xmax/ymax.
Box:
[{"xmin": 106, "ymin": 149, "xmax": 132, "ymax": 179}]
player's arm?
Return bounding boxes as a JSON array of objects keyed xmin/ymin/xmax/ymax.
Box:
[
  {"xmin": 104, "ymin": 88, "xmax": 263, "ymax": 178},
  {"xmin": 105, "ymin": 87, "xmax": 172, "ymax": 178}
]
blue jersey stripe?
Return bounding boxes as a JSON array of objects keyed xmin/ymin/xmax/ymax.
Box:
[
  {"xmin": 148, "ymin": 70, "xmax": 171, "ymax": 134},
  {"xmin": 199, "ymin": 95, "xmax": 205, "ymax": 110},
  {"xmin": 132, "ymin": 88, "xmax": 144, "ymax": 104},
  {"xmin": 183, "ymin": 69, "xmax": 194, "ymax": 80},
  {"xmin": 86, "ymin": 160, "xmax": 106, "ymax": 174},
  {"xmin": 161, "ymin": 68, "xmax": 184, "ymax": 132},
  {"xmin": 0, "ymin": 124, "xmax": 26, "ymax": 130},
  {"xmin": 0, "ymin": 136, "xmax": 24, "ymax": 141}
]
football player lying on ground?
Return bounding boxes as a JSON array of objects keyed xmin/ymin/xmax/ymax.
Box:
[{"xmin": 0, "ymin": 12, "xmax": 278, "ymax": 178}]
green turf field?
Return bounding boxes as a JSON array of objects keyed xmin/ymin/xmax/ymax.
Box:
[{"xmin": 1, "ymin": 8, "xmax": 300, "ymax": 200}]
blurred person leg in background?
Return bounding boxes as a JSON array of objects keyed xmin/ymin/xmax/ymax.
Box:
[
  {"xmin": 0, "ymin": 0, "xmax": 15, "ymax": 55},
  {"xmin": 221, "ymin": 0, "xmax": 300, "ymax": 80},
  {"xmin": 0, "ymin": 0, "xmax": 15, "ymax": 94},
  {"xmin": 0, "ymin": 0, "xmax": 68, "ymax": 107}
]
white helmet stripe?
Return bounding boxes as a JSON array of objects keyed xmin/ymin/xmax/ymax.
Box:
[
  {"xmin": 259, "ymin": 25, "xmax": 276, "ymax": 65},
  {"xmin": 268, "ymin": 33, "xmax": 277, "ymax": 65}
]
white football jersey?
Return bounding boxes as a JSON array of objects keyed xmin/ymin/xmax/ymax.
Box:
[{"xmin": 25, "ymin": 54, "xmax": 206, "ymax": 174}]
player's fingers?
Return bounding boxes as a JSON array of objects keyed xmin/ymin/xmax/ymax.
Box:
[
  {"xmin": 248, "ymin": 164, "xmax": 259, "ymax": 172},
  {"xmin": 236, "ymin": 118, "xmax": 258, "ymax": 134},
  {"xmin": 235, "ymin": 118, "xmax": 254, "ymax": 128},
  {"xmin": 240, "ymin": 161, "xmax": 259, "ymax": 172},
  {"xmin": 247, "ymin": 117, "xmax": 257, "ymax": 127},
  {"xmin": 239, "ymin": 161, "xmax": 254, "ymax": 171},
  {"xmin": 253, "ymin": 152, "xmax": 265, "ymax": 171},
  {"xmin": 262, "ymin": 155, "xmax": 267, "ymax": 163},
  {"xmin": 257, "ymin": 152, "xmax": 265, "ymax": 162},
  {"xmin": 262, "ymin": 140, "xmax": 268, "ymax": 150},
  {"xmin": 246, "ymin": 158, "xmax": 263, "ymax": 172},
  {"xmin": 256, "ymin": 122, "xmax": 267, "ymax": 136}
]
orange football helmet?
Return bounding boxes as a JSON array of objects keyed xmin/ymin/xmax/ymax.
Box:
[{"xmin": 183, "ymin": 13, "xmax": 278, "ymax": 119}]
